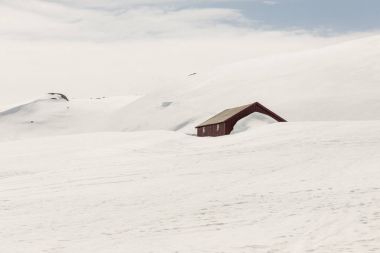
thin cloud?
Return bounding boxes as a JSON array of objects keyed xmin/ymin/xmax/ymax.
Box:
[
  {"xmin": 262, "ymin": 1, "xmax": 278, "ymax": 5},
  {"xmin": 0, "ymin": 0, "xmax": 376, "ymax": 108},
  {"xmin": 0, "ymin": 0, "xmax": 252, "ymax": 41}
]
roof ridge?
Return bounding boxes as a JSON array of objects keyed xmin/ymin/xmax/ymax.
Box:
[{"xmin": 196, "ymin": 102, "xmax": 257, "ymax": 128}]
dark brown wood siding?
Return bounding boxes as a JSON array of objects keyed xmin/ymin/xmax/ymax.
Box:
[{"xmin": 197, "ymin": 123, "xmax": 226, "ymax": 137}]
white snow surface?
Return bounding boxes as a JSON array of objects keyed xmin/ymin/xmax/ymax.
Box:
[
  {"xmin": 231, "ymin": 113, "xmax": 277, "ymax": 134},
  {"xmin": 1, "ymin": 122, "xmax": 380, "ymax": 252},
  {"xmin": 1, "ymin": 35, "xmax": 380, "ymax": 139},
  {"xmin": 1, "ymin": 34, "xmax": 380, "ymax": 252},
  {"xmin": 117, "ymin": 35, "xmax": 380, "ymax": 133},
  {"xmin": 0, "ymin": 95, "xmax": 141, "ymax": 141}
]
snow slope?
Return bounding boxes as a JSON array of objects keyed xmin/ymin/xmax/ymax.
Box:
[
  {"xmin": 0, "ymin": 95, "xmax": 140, "ymax": 141},
  {"xmin": 1, "ymin": 121, "xmax": 380, "ymax": 253},
  {"xmin": 1, "ymin": 35, "xmax": 379, "ymax": 139},
  {"xmin": 1, "ymin": 35, "xmax": 380, "ymax": 253},
  {"xmin": 117, "ymin": 35, "xmax": 380, "ymax": 132}
]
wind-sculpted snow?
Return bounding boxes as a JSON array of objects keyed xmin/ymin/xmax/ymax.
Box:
[
  {"xmin": 117, "ymin": 35, "xmax": 380, "ymax": 133},
  {"xmin": 1, "ymin": 36, "xmax": 380, "ymax": 140},
  {"xmin": 1, "ymin": 35, "xmax": 380, "ymax": 252},
  {"xmin": 0, "ymin": 95, "xmax": 141, "ymax": 141},
  {"xmin": 1, "ymin": 122, "xmax": 380, "ymax": 252}
]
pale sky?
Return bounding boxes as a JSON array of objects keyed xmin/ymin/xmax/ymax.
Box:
[
  {"xmin": 193, "ymin": 0, "xmax": 380, "ymax": 33},
  {"xmin": 0, "ymin": 0, "xmax": 378, "ymax": 107},
  {"xmin": 1, "ymin": 0, "xmax": 379, "ymax": 40}
]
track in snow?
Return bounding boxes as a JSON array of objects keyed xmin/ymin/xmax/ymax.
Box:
[{"xmin": 1, "ymin": 121, "xmax": 380, "ymax": 253}]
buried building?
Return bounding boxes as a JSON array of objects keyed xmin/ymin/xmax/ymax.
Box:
[{"xmin": 195, "ymin": 102, "xmax": 287, "ymax": 137}]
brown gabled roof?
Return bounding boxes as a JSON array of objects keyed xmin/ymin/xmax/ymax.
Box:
[{"xmin": 196, "ymin": 103, "xmax": 253, "ymax": 128}]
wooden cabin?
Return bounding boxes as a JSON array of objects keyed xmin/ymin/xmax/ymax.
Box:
[{"xmin": 195, "ymin": 102, "xmax": 286, "ymax": 137}]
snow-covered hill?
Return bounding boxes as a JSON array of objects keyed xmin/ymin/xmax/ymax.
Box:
[
  {"xmin": 1, "ymin": 121, "xmax": 380, "ymax": 253},
  {"xmin": 0, "ymin": 94, "xmax": 140, "ymax": 141},
  {"xmin": 1, "ymin": 35, "xmax": 380, "ymax": 139},
  {"xmin": 117, "ymin": 35, "xmax": 380, "ymax": 132},
  {"xmin": 1, "ymin": 34, "xmax": 380, "ymax": 253}
]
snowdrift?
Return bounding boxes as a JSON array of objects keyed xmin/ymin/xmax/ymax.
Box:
[
  {"xmin": 117, "ymin": 35, "xmax": 380, "ymax": 133},
  {"xmin": 1, "ymin": 35, "xmax": 380, "ymax": 253},
  {"xmin": 1, "ymin": 35, "xmax": 380, "ymax": 140},
  {"xmin": 0, "ymin": 95, "xmax": 141, "ymax": 141},
  {"xmin": 1, "ymin": 121, "xmax": 380, "ymax": 252}
]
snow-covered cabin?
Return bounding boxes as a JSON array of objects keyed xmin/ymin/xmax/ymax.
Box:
[{"xmin": 195, "ymin": 102, "xmax": 287, "ymax": 137}]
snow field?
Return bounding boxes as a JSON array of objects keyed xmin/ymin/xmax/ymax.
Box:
[{"xmin": 1, "ymin": 121, "xmax": 380, "ymax": 252}]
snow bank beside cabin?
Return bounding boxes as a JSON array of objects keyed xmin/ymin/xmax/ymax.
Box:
[{"xmin": 230, "ymin": 113, "xmax": 277, "ymax": 134}]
